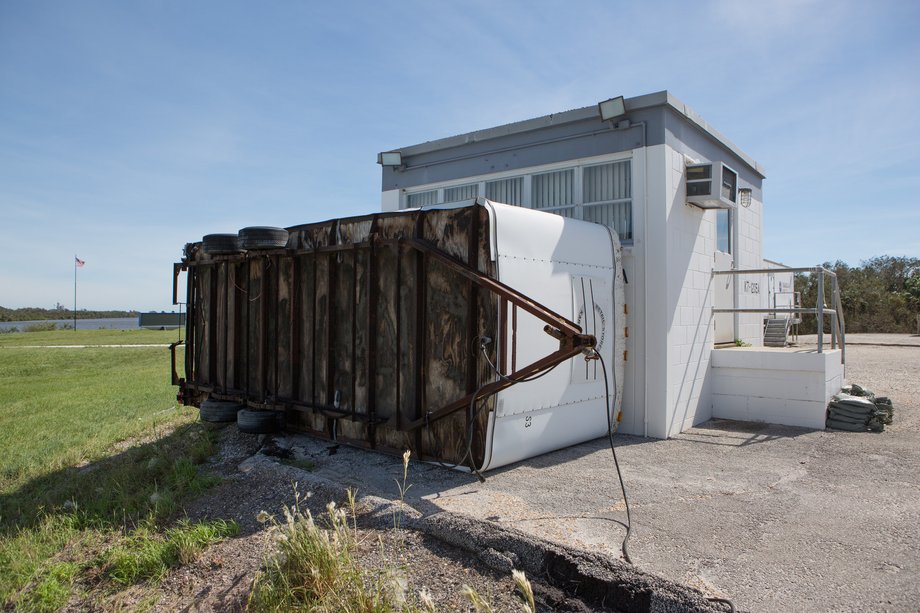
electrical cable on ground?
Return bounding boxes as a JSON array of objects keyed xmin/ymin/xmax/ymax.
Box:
[
  {"xmin": 596, "ymin": 351, "xmax": 633, "ymax": 565},
  {"xmin": 598, "ymin": 351, "xmax": 737, "ymax": 611}
]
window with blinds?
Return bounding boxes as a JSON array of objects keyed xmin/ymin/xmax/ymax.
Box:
[
  {"xmin": 406, "ymin": 190, "xmax": 438, "ymax": 208},
  {"xmin": 400, "ymin": 158, "xmax": 633, "ymax": 241},
  {"xmin": 532, "ymin": 169, "xmax": 575, "ymax": 217},
  {"xmin": 485, "ymin": 177, "xmax": 523, "ymax": 206},
  {"xmin": 582, "ymin": 161, "xmax": 632, "ymax": 241},
  {"xmin": 443, "ymin": 183, "xmax": 478, "ymax": 202}
]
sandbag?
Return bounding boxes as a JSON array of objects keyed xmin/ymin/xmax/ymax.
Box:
[{"xmin": 827, "ymin": 383, "xmax": 894, "ymax": 432}]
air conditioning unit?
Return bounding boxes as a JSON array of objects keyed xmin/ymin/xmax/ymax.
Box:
[{"xmin": 686, "ymin": 162, "xmax": 738, "ymax": 209}]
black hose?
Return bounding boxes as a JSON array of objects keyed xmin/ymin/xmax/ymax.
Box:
[{"xmin": 707, "ymin": 596, "xmax": 736, "ymax": 612}]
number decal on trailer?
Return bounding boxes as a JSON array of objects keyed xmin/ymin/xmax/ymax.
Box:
[{"xmin": 524, "ymin": 415, "xmax": 532, "ymax": 428}]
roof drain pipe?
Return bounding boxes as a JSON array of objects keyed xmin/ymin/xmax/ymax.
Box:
[
  {"xmin": 606, "ymin": 115, "xmax": 648, "ymax": 438},
  {"xmin": 626, "ymin": 119, "xmax": 650, "ymax": 439}
]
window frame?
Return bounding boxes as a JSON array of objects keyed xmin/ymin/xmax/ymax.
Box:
[{"xmin": 399, "ymin": 152, "xmax": 635, "ymax": 243}]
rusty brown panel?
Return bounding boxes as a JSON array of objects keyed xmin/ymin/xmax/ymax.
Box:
[
  {"xmin": 289, "ymin": 221, "xmax": 335, "ymax": 250},
  {"xmin": 297, "ymin": 255, "xmax": 314, "ymax": 401},
  {"xmin": 332, "ymin": 248, "xmax": 355, "ymax": 416},
  {"xmin": 423, "ymin": 206, "xmax": 473, "ymax": 263},
  {"xmin": 276, "ymin": 256, "xmax": 293, "ymax": 399},
  {"xmin": 375, "ymin": 214, "xmax": 416, "ymax": 241},
  {"xmin": 313, "ymin": 253, "xmax": 329, "ymax": 414},
  {"xmin": 226, "ymin": 263, "xmax": 237, "ymax": 390},
  {"xmin": 337, "ymin": 218, "xmax": 373, "ymax": 244},
  {"xmin": 235, "ymin": 261, "xmax": 249, "ymax": 393},
  {"xmin": 395, "ymin": 242, "xmax": 419, "ymax": 448},
  {"xmin": 263, "ymin": 257, "xmax": 278, "ymax": 402},
  {"xmin": 247, "ymin": 258, "xmax": 263, "ymax": 398},
  {"xmin": 338, "ymin": 246, "xmax": 371, "ymax": 446},
  {"xmin": 420, "ymin": 257, "xmax": 471, "ymax": 462},
  {"xmin": 372, "ymin": 243, "xmax": 398, "ymax": 421},
  {"xmin": 214, "ymin": 263, "xmax": 227, "ymax": 391},
  {"xmin": 353, "ymin": 247, "xmax": 369, "ymax": 414},
  {"xmin": 197, "ymin": 265, "xmax": 211, "ymax": 387}
]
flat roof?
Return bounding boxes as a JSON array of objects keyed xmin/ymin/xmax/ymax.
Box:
[{"xmin": 391, "ymin": 90, "xmax": 765, "ymax": 178}]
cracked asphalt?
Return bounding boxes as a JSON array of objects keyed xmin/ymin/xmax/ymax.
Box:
[{"xmin": 272, "ymin": 335, "xmax": 920, "ymax": 612}]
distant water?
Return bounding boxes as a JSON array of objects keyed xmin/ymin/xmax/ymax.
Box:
[{"xmin": 0, "ymin": 317, "xmax": 139, "ymax": 331}]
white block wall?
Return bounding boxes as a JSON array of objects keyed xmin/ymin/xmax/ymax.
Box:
[
  {"xmin": 657, "ymin": 145, "xmax": 716, "ymax": 437},
  {"xmin": 711, "ymin": 348, "xmax": 844, "ymax": 429},
  {"xmin": 735, "ymin": 188, "xmax": 766, "ymax": 344}
]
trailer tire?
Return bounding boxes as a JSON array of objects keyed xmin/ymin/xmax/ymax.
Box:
[
  {"xmin": 199, "ymin": 399, "xmax": 243, "ymax": 422},
  {"xmin": 202, "ymin": 233, "xmax": 242, "ymax": 255},
  {"xmin": 238, "ymin": 226, "xmax": 289, "ymax": 250},
  {"xmin": 237, "ymin": 409, "xmax": 281, "ymax": 434}
]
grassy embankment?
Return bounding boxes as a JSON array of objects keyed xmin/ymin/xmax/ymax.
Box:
[{"xmin": 0, "ymin": 329, "xmax": 235, "ymax": 611}]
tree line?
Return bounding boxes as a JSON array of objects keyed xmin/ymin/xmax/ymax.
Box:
[
  {"xmin": 0, "ymin": 306, "xmax": 139, "ymax": 322},
  {"xmin": 795, "ymin": 256, "xmax": 920, "ymax": 334}
]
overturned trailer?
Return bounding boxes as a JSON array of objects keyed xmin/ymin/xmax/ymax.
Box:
[{"xmin": 173, "ymin": 199, "xmax": 625, "ymax": 472}]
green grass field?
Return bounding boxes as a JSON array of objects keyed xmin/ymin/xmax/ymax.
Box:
[
  {"xmin": 0, "ymin": 329, "xmax": 233, "ymax": 610},
  {"xmin": 0, "ymin": 328, "xmax": 179, "ymax": 348}
]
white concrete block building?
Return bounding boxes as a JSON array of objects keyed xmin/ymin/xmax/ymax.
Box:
[{"xmin": 378, "ymin": 91, "xmax": 844, "ymax": 438}]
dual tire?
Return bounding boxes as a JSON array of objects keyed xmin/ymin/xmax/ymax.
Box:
[
  {"xmin": 237, "ymin": 226, "xmax": 289, "ymax": 250},
  {"xmin": 199, "ymin": 399, "xmax": 243, "ymax": 422},
  {"xmin": 200, "ymin": 227, "xmax": 289, "ymax": 255},
  {"xmin": 199, "ymin": 399, "xmax": 281, "ymax": 434},
  {"xmin": 237, "ymin": 408, "xmax": 282, "ymax": 434},
  {"xmin": 201, "ymin": 234, "xmax": 241, "ymax": 255}
]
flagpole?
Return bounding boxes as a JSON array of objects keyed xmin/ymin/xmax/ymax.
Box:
[{"xmin": 74, "ymin": 255, "xmax": 77, "ymax": 331}]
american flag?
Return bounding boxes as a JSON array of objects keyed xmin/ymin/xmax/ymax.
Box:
[{"xmin": 75, "ymin": 256, "xmax": 85, "ymax": 267}]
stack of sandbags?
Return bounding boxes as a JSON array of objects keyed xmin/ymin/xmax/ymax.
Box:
[{"xmin": 826, "ymin": 384, "xmax": 894, "ymax": 432}]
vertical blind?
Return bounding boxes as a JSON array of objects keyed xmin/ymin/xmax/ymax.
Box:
[
  {"xmin": 407, "ymin": 190, "xmax": 438, "ymax": 208},
  {"xmin": 532, "ymin": 169, "xmax": 574, "ymax": 210},
  {"xmin": 583, "ymin": 161, "xmax": 632, "ymax": 241},
  {"xmin": 443, "ymin": 183, "xmax": 479, "ymax": 202},
  {"xmin": 583, "ymin": 161, "xmax": 630, "ymax": 202},
  {"xmin": 485, "ymin": 177, "xmax": 523, "ymax": 205},
  {"xmin": 403, "ymin": 160, "xmax": 632, "ymax": 240}
]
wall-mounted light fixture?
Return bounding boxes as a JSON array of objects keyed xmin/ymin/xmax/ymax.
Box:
[
  {"xmin": 598, "ymin": 96, "xmax": 627, "ymax": 122},
  {"xmin": 377, "ymin": 151, "xmax": 403, "ymax": 167},
  {"xmin": 738, "ymin": 188, "xmax": 752, "ymax": 208}
]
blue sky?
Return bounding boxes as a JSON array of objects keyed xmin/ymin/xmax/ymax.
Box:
[{"xmin": 1, "ymin": 0, "xmax": 918, "ymax": 311}]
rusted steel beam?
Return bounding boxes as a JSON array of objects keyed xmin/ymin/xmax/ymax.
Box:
[
  {"xmin": 169, "ymin": 340, "xmax": 184, "ymax": 386},
  {"xmin": 401, "ymin": 331, "xmax": 593, "ymax": 432},
  {"xmin": 405, "ymin": 238, "xmax": 581, "ymax": 334}
]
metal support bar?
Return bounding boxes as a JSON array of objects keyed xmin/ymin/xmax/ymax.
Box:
[
  {"xmin": 817, "ymin": 272, "xmax": 825, "ymax": 353},
  {"xmin": 712, "ymin": 308, "xmax": 819, "ymax": 314}
]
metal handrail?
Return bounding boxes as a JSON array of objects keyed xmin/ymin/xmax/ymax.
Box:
[{"xmin": 712, "ymin": 265, "xmax": 845, "ymax": 363}]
